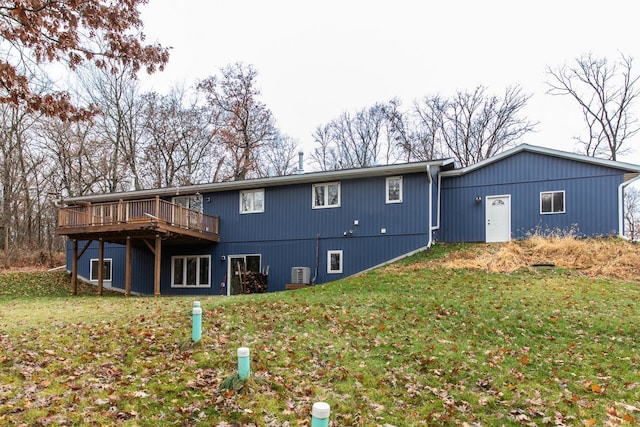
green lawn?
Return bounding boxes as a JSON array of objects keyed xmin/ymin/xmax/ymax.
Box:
[{"xmin": 0, "ymin": 245, "xmax": 639, "ymax": 426}]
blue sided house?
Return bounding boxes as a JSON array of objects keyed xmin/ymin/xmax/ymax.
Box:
[{"xmin": 56, "ymin": 144, "xmax": 640, "ymax": 296}]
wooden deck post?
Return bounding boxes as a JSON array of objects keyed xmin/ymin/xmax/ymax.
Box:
[
  {"xmin": 71, "ymin": 239, "xmax": 78, "ymax": 295},
  {"xmin": 97, "ymin": 238, "xmax": 104, "ymax": 296},
  {"xmin": 118, "ymin": 199, "xmax": 123, "ymax": 222},
  {"xmin": 86, "ymin": 202, "xmax": 92, "ymax": 226},
  {"xmin": 125, "ymin": 237, "xmax": 132, "ymax": 296},
  {"xmin": 154, "ymin": 234, "xmax": 161, "ymax": 297}
]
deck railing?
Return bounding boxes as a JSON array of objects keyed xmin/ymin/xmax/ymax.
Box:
[{"xmin": 57, "ymin": 197, "xmax": 219, "ymax": 236}]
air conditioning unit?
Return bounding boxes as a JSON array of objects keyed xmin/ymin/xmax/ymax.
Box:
[{"xmin": 291, "ymin": 267, "xmax": 311, "ymax": 284}]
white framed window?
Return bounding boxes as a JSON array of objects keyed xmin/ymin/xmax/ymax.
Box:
[
  {"xmin": 172, "ymin": 194, "xmax": 203, "ymax": 212},
  {"xmin": 386, "ymin": 176, "xmax": 403, "ymax": 204},
  {"xmin": 240, "ymin": 189, "xmax": 265, "ymax": 214},
  {"xmin": 90, "ymin": 258, "xmax": 112, "ymax": 282},
  {"xmin": 171, "ymin": 255, "xmax": 211, "ymax": 288},
  {"xmin": 327, "ymin": 250, "xmax": 343, "ymax": 274},
  {"xmin": 540, "ymin": 191, "xmax": 565, "ymax": 214},
  {"xmin": 172, "ymin": 194, "xmax": 204, "ymax": 228},
  {"xmin": 313, "ymin": 182, "xmax": 340, "ymax": 209}
]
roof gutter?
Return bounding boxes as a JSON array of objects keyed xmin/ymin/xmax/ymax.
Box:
[{"xmin": 63, "ymin": 160, "xmax": 452, "ymax": 205}]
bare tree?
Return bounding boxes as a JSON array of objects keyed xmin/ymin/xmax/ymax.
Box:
[
  {"xmin": 0, "ymin": 100, "xmax": 41, "ymax": 264},
  {"xmin": 310, "ymin": 124, "xmax": 340, "ymax": 171},
  {"xmin": 33, "ymin": 154, "xmax": 65, "ymax": 264},
  {"xmin": 197, "ymin": 63, "xmax": 277, "ymax": 181},
  {"xmin": 257, "ymin": 131, "xmax": 299, "ymax": 177},
  {"xmin": 547, "ymin": 53, "xmax": 640, "ymax": 160},
  {"xmin": 318, "ymin": 88, "xmax": 534, "ymax": 169},
  {"xmin": 437, "ymin": 85, "xmax": 535, "ymax": 167},
  {"xmin": 382, "ymin": 98, "xmax": 415, "ymax": 163},
  {"xmin": 404, "ymin": 95, "xmax": 447, "ymax": 161},
  {"xmin": 80, "ymin": 63, "xmax": 145, "ymax": 191},
  {"xmin": 311, "ymin": 103, "xmax": 394, "ymax": 170},
  {"xmin": 38, "ymin": 118, "xmax": 111, "ymax": 197},
  {"xmin": 331, "ymin": 104, "xmax": 389, "ymax": 168},
  {"xmin": 140, "ymin": 88, "xmax": 219, "ymax": 187},
  {"xmin": 624, "ymin": 186, "xmax": 640, "ymax": 241}
]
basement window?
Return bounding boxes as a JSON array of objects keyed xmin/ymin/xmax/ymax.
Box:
[
  {"xmin": 540, "ymin": 191, "xmax": 565, "ymax": 214},
  {"xmin": 171, "ymin": 255, "xmax": 211, "ymax": 288},
  {"xmin": 327, "ymin": 250, "xmax": 343, "ymax": 274},
  {"xmin": 90, "ymin": 259, "xmax": 112, "ymax": 282},
  {"xmin": 313, "ymin": 182, "xmax": 341, "ymax": 209}
]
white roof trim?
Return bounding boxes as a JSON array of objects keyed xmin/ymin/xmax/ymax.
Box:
[
  {"xmin": 439, "ymin": 144, "xmax": 640, "ymax": 177},
  {"xmin": 65, "ymin": 159, "xmax": 454, "ymax": 204}
]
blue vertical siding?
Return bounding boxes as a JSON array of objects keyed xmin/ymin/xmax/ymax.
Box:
[
  {"xmin": 66, "ymin": 147, "xmax": 635, "ymax": 294},
  {"xmin": 66, "ymin": 241, "xmax": 157, "ymax": 294},
  {"xmin": 71, "ymin": 169, "xmax": 436, "ymax": 295},
  {"xmin": 437, "ymin": 151, "xmax": 626, "ymax": 242},
  {"xmin": 204, "ymin": 172, "xmax": 433, "ymax": 292}
]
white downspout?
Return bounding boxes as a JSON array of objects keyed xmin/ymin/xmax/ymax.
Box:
[
  {"xmin": 431, "ymin": 172, "xmax": 442, "ymax": 231},
  {"xmin": 427, "ymin": 165, "xmax": 433, "ymax": 248},
  {"xmin": 618, "ymin": 174, "xmax": 640, "ymax": 239}
]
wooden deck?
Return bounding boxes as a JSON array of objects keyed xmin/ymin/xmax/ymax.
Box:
[
  {"xmin": 56, "ymin": 196, "xmax": 220, "ymax": 296},
  {"xmin": 56, "ymin": 197, "xmax": 219, "ymax": 244}
]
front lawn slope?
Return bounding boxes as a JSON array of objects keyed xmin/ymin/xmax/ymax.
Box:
[{"xmin": 0, "ymin": 247, "xmax": 639, "ymax": 426}]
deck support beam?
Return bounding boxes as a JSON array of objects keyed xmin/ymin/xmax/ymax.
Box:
[
  {"xmin": 154, "ymin": 235, "xmax": 161, "ymax": 297},
  {"xmin": 70, "ymin": 239, "xmax": 93, "ymax": 296},
  {"xmin": 125, "ymin": 237, "xmax": 132, "ymax": 296},
  {"xmin": 141, "ymin": 237, "xmax": 162, "ymax": 296},
  {"xmin": 97, "ymin": 239, "xmax": 104, "ymax": 295},
  {"xmin": 71, "ymin": 240, "xmax": 78, "ymax": 296}
]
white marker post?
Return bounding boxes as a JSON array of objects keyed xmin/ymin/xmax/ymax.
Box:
[
  {"xmin": 237, "ymin": 347, "xmax": 250, "ymax": 380},
  {"xmin": 311, "ymin": 402, "xmax": 330, "ymax": 427}
]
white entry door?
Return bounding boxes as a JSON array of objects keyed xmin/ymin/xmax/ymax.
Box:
[{"xmin": 485, "ymin": 195, "xmax": 511, "ymax": 243}]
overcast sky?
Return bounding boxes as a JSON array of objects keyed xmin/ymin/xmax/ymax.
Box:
[{"xmin": 138, "ymin": 0, "xmax": 640, "ymax": 165}]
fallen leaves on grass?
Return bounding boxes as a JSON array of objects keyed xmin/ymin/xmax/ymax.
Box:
[{"xmin": 1, "ymin": 245, "xmax": 639, "ymax": 426}]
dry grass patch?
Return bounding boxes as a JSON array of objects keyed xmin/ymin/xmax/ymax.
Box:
[
  {"xmin": 434, "ymin": 237, "xmax": 640, "ymax": 281},
  {"xmin": 0, "ymin": 249, "xmax": 65, "ymax": 272}
]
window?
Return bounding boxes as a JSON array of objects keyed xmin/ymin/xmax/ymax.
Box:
[
  {"xmin": 386, "ymin": 176, "xmax": 403, "ymax": 203},
  {"xmin": 172, "ymin": 195, "xmax": 203, "ymax": 212},
  {"xmin": 90, "ymin": 259, "xmax": 112, "ymax": 282},
  {"xmin": 327, "ymin": 250, "xmax": 343, "ymax": 274},
  {"xmin": 172, "ymin": 195, "xmax": 204, "ymax": 228},
  {"xmin": 171, "ymin": 255, "xmax": 211, "ymax": 288},
  {"xmin": 313, "ymin": 182, "xmax": 340, "ymax": 209},
  {"xmin": 540, "ymin": 191, "xmax": 565, "ymax": 214},
  {"xmin": 240, "ymin": 189, "xmax": 264, "ymax": 214}
]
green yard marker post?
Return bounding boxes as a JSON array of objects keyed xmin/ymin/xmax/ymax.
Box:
[
  {"xmin": 311, "ymin": 402, "xmax": 330, "ymax": 427},
  {"xmin": 237, "ymin": 347, "xmax": 250, "ymax": 380},
  {"xmin": 192, "ymin": 301, "xmax": 202, "ymax": 342}
]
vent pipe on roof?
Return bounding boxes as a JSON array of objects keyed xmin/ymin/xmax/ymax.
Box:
[{"xmin": 297, "ymin": 151, "xmax": 305, "ymax": 174}]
